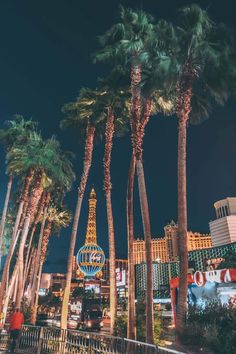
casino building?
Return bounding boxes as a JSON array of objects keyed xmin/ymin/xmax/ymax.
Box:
[
  {"xmin": 133, "ymin": 220, "xmax": 212, "ymax": 264},
  {"xmin": 135, "ymin": 241, "xmax": 236, "ymax": 299}
]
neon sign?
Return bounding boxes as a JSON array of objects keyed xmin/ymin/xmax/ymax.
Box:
[{"xmin": 194, "ymin": 269, "xmax": 232, "ymax": 287}]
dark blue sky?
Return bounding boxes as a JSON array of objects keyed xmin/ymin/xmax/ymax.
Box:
[{"xmin": 0, "ymin": 0, "xmax": 236, "ymax": 273}]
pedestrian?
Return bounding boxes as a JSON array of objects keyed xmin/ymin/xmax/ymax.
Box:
[{"xmin": 9, "ymin": 308, "xmax": 24, "ymax": 353}]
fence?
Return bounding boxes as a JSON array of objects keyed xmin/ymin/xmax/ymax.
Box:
[{"xmin": 0, "ymin": 325, "xmax": 186, "ymax": 354}]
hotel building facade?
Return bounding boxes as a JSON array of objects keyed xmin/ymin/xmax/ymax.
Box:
[
  {"xmin": 133, "ymin": 221, "xmax": 212, "ymax": 264},
  {"xmin": 209, "ymin": 197, "xmax": 236, "ymax": 247}
]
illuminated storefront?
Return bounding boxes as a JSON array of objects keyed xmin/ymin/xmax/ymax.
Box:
[{"xmin": 170, "ymin": 268, "xmax": 236, "ymax": 326}]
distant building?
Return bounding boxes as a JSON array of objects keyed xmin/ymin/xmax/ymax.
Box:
[
  {"xmin": 135, "ymin": 242, "xmax": 236, "ymax": 299},
  {"xmin": 39, "ymin": 273, "xmax": 51, "ymax": 296},
  {"xmin": 102, "ymin": 259, "xmax": 128, "ymax": 299},
  {"xmin": 135, "ymin": 261, "xmax": 180, "ymax": 299},
  {"xmin": 209, "ymin": 197, "xmax": 236, "ymax": 247},
  {"xmin": 133, "ymin": 221, "xmax": 212, "ymax": 264},
  {"xmin": 50, "ymin": 273, "xmax": 66, "ymax": 296},
  {"xmin": 40, "ymin": 273, "xmax": 51, "ymax": 290},
  {"xmin": 71, "ymin": 257, "xmax": 128, "ymax": 300}
]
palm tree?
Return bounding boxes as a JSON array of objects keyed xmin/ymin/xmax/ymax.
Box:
[
  {"xmin": 0, "ymin": 116, "xmax": 37, "ymax": 270},
  {"xmin": 127, "ymin": 152, "xmax": 136, "ymax": 339},
  {"xmin": 0, "ymin": 175, "xmax": 13, "ymax": 270},
  {"xmin": 28, "ymin": 141, "xmax": 75, "ymax": 304},
  {"xmin": 0, "ymin": 168, "xmax": 35, "ymax": 315},
  {"xmin": 0, "ymin": 121, "xmax": 39, "ymax": 315},
  {"xmin": 25, "ymin": 141, "xmax": 75, "ymax": 288},
  {"xmin": 31, "ymin": 206, "xmax": 71, "ymax": 324},
  {"xmin": 60, "ymin": 87, "xmax": 104, "ymax": 329},
  {"xmin": 97, "ymin": 83, "xmax": 129, "ymax": 333},
  {"xmin": 24, "ymin": 192, "xmax": 47, "ymax": 284},
  {"xmin": 6, "ymin": 134, "xmax": 73, "ymax": 308},
  {"xmin": 95, "ymin": 7, "xmax": 156, "ymax": 342},
  {"xmin": 171, "ymin": 4, "xmax": 236, "ymax": 335}
]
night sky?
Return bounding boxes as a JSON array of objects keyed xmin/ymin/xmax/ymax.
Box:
[{"xmin": 0, "ymin": 0, "xmax": 236, "ymax": 273}]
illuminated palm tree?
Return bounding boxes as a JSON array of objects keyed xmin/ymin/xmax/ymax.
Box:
[
  {"xmin": 171, "ymin": 5, "xmax": 236, "ymax": 335},
  {"xmin": 60, "ymin": 87, "xmax": 105, "ymax": 329},
  {"xmin": 0, "ymin": 126, "xmax": 39, "ymax": 315},
  {"xmin": 27, "ymin": 141, "xmax": 75, "ymax": 301},
  {"xmin": 95, "ymin": 82, "xmax": 129, "ymax": 333},
  {"xmin": 95, "ymin": 7, "xmax": 157, "ymax": 342},
  {"xmin": 5, "ymin": 134, "xmax": 74, "ymax": 308},
  {"xmin": 96, "ymin": 8, "xmax": 173, "ymax": 343},
  {"xmin": 31, "ymin": 206, "xmax": 71, "ymax": 324},
  {"xmin": 0, "ymin": 116, "xmax": 37, "ymax": 270}
]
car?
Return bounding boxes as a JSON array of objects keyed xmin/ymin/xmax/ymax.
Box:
[
  {"xmin": 36, "ymin": 314, "xmax": 53, "ymax": 327},
  {"xmin": 52, "ymin": 315, "xmax": 78, "ymax": 330}
]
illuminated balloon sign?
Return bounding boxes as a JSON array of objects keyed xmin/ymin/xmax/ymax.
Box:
[{"xmin": 76, "ymin": 244, "xmax": 105, "ymax": 278}]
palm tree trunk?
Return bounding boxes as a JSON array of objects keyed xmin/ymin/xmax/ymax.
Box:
[
  {"xmin": 61, "ymin": 124, "xmax": 95, "ymax": 330},
  {"xmin": 131, "ymin": 62, "xmax": 154, "ymax": 343},
  {"xmin": 136, "ymin": 159, "xmax": 154, "ymax": 344},
  {"xmin": 25, "ymin": 248, "xmax": 37, "ymax": 299},
  {"xmin": 0, "ymin": 175, "xmax": 13, "ymax": 271},
  {"xmin": 0, "ymin": 168, "xmax": 34, "ymax": 314},
  {"xmin": 31, "ymin": 219, "xmax": 51, "ymax": 324},
  {"xmin": 105, "ymin": 192, "xmax": 117, "ymax": 332},
  {"xmin": 127, "ymin": 154, "xmax": 136, "ymax": 339},
  {"xmin": 31, "ymin": 262, "xmax": 43, "ymax": 325},
  {"xmin": 29, "ymin": 204, "xmax": 49, "ymax": 305},
  {"xmin": 31, "ymin": 220, "xmax": 50, "ymax": 305},
  {"xmin": 175, "ymin": 80, "xmax": 192, "ymax": 337},
  {"xmin": 0, "ymin": 225, "xmax": 21, "ymax": 315},
  {"xmin": 104, "ymin": 108, "xmax": 117, "ymax": 334},
  {"xmin": 15, "ymin": 170, "xmax": 43, "ymax": 308},
  {"xmin": 2, "ymin": 266, "xmax": 18, "ymax": 324},
  {"xmin": 13, "ymin": 169, "xmax": 35, "ymax": 241},
  {"xmin": 24, "ymin": 192, "xmax": 47, "ymax": 287},
  {"xmin": 176, "ymin": 117, "xmax": 188, "ymax": 336}
]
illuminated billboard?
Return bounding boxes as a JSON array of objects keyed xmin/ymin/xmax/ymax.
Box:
[{"xmin": 170, "ymin": 268, "xmax": 236, "ymax": 326}]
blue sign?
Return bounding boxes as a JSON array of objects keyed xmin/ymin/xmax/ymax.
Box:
[{"xmin": 77, "ymin": 244, "xmax": 105, "ymax": 277}]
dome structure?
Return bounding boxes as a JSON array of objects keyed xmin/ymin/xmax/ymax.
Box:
[
  {"xmin": 77, "ymin": 244, "xmax": 105, "ymax": 277},
  {"xmin": 76, "ymin": 188, "xmax": 105, "ymax": 278}
]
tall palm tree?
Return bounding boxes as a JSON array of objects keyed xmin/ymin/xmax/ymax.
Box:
[
  {"xmin": 95, "ymin": 7, "xmax": 156, "ymax": 342},
  {"xmin": 0, "ymin": 175, "xmax": 13, "ymax": 270},
  {"xmin": 28, "ymin": 142, "xmax": 75, "ymax": 304},
  {"xmin": 171, "ymin": 4, "xmax": 236, "ymax": 335},
  {"xmin": 6, "ymin": 134, "xmax": 73, "ymax": 308},
  {"xmin": 24, "ymin": 192, "xmax": 47, "ymax": 284},
  {"xmin": 95, "ymin": 83, "xmax": 129, "ymax": 333},
  {"xmin": 0, "ymin": 116, "xmax": 37, "ymax": 270},
  {"xmin": 31, "ymin": 206, "xmax": 71, "ymax": 324},
  {"xmin": 24, "ymin": 141, "xmax": 75, "ymax": 286},
  {"xmin": 0, "ymin": 168, "xmax": 34, "ymax": 315},
  {"xmin": 60, "ymin": 87, "xmax": 104, "ymax": 329},
  {"xmin": 127, "ymin": 152, "xmax": 136, "ymax": 339},
  {"xmin": 0, "ymin": 122, "xmax": 39, "ymax": 315}
]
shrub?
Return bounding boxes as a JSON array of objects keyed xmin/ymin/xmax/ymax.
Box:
[
  {"xmin": 114, "ymin": 314, "xmax": 127, "ymax": 337},
  {"xmin": 136, "ymin": 301, "xmax": 164, "ymax": 346},
  {"xmin": 183, "ymin": 300, "xmax": 236, "ymax": 354},
  {"xmin": 114, "ymin": 301, "xmax": 164, "ymax": 346}
]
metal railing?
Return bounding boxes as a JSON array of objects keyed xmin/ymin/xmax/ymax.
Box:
[{"xmin": 0, "ymin": 325, "xmax": 186, "ymax": 354}]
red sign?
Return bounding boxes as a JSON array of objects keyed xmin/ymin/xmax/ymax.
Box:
[{"xmin": 193, "ymin": 269, "xmax": 233, "ymax": 287}]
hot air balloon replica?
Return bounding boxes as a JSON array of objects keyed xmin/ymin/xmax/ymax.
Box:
[{"xmin": 76, "ymin": 188, "xmax": 105, "ymax": 280}]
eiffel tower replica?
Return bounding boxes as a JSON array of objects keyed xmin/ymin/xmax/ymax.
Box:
[{"xmin": 76, "ymin": 188, "xmax": 105, "ymax": 280}]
